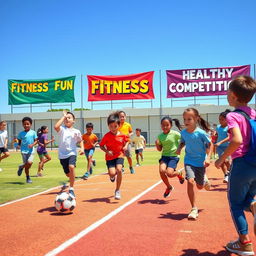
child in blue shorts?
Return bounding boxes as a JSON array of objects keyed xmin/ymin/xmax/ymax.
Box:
[
  {"xmin": 17, "ymin": 117, "xmax": 38, "ymax": 183},
  {"xmin": 215, "ymin": 75, "xmax": 256, "ymax": 255},
  {"xmin": 155, "ymin": 116, "xmax": 185, "ymax": 198},
  {"xmin": 176, "ymin": 108, "xmax": 213, "ymax": 220}
]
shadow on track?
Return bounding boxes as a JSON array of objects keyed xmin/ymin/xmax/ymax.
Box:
[{"xmin": 180, "ymin": 248, "xmax": 231, "ymax": 256}]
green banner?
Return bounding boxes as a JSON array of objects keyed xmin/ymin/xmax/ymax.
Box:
[{"xmin": 8, "ymin": 76, "xmax": 75, "ymax": 105}]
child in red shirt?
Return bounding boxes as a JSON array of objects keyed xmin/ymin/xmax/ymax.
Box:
[{"xmin": 99, "ymin": 111, "xmax": 129, "ymax": 200}]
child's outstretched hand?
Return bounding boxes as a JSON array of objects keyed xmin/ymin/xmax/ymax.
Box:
[{"xmin": 63, "ymin": 110, "xmax": 67, "ymax": 117}]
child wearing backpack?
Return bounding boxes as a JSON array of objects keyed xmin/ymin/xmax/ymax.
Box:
[{"xmin": 215, "ymin": 75, "xmax": 256, "ymax": 256}]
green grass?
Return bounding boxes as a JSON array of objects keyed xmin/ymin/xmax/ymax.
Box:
[{"xmin": 0, "ymin": 149, "xmax": 184, "ymax": 204}]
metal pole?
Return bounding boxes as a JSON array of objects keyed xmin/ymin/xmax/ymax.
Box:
[
  {"xmin": 30, "ymin": 104, "xmax": 32, "ymax": 113},
  {"xmin": 159, "ymin": 70, "xmax": 162, "ymax": 118},
  {"xmin": 132, "ymin": 99, "xmax": 134, "ymax": 108},
  {"xmin": 217, "ymin": 95, "xmax": 220, "ymax": 106}
]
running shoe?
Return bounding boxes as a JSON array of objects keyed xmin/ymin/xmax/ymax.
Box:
[
  {"xmin": 225, "ymin": 239, "xmax": 254, "ymax": 255},
  {"xmin": 115, "ymin": 190, "xmax": 121, "ymax": 200},
  {"xmin": 177, "ymin": 170, "xmax": 185, "ymax": 184},
  {"xmin": 163, "ymin": 186, "xmax": 174, "ymax": 198},
  {"xmin": 17, "ymin": 165, "xmax": 24, "ymax": 176},
  {"xmin": 188, "ymin": 207, "xmax": 198, "ymax": 220},
  {"xmin": 130, "ymin": 167, "xmax": 135, "ymax": 174},
  {"xmin": 223, "ymin": 175, "xmax": 229, "ymax": 183},
  {"xmin": 26, "ymin": 177, "xmax": 32, "ymax": 184},
  {"xmin": 110, "ymin": 176, "xmax": 115, "ymax": 182},
  {"xmin": 92, "ymin": 159, "xmax": 96, "ymax": 166},
  {"xmin": 204, "ymin": 175, "xmax": 211, "ymax": 191},
  {"xmin": 82, "ymin": 172, "xmax": 89, "ymax": 180}
]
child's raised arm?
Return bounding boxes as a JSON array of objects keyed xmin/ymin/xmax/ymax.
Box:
[{"xmin": 54, "ymin": 111, "xmax": 67, "ymax": 132}]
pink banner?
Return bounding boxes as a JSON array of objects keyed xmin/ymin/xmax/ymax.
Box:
[{"xmin": 166, "ymin": 65, "xmax": 250, "ymax": 98}]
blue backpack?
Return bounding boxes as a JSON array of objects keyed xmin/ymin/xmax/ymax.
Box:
[{"xmin": 234, "ymin": 109, "xmax": 256, "ymax": 165}]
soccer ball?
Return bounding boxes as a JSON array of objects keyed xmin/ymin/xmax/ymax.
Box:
[{"xmin": 54, "ymin": 192, "xmax": 76, "ymax": 213}]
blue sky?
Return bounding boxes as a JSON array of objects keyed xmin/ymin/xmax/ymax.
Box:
[{"xmin": 1, "ymin": 0, "xmax": 256, "ymax": 114}]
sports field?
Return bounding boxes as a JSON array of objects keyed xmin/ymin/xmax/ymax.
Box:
[
  {"xmin": 1, "ymin": 160, "xmax": 255, "ymax": 256},
  {"xmin": 0, "ymin": 148, "xmax": 165, "ymax": 204}
]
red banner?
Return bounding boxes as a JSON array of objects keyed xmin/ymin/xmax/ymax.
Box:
[{"xmin": 87, "ymin": 71, "xmax": 155, "ymax": 101}]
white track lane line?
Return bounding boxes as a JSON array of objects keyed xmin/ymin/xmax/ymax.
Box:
[
  {"xmin": 0, "ymin": 174, "xmax": 102, "ymax": 207},
  {"xmin": 45, "ymin": 180, "xmax": 163, "ymax": 256}
]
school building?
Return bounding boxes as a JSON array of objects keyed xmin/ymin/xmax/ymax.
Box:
[{"xmin": 1, "ymin": 103, "xmax": 247, "ymax": 148}]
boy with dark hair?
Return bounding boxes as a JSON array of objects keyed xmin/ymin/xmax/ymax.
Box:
[
  {"xmin": 215, "ymin": 75, "xmax": 256, "ymax": 255},
  {"xmin": 99, "ymin": 111, "xmax": 129, "ymax": 200},
  {"xmin": 82, "ymin": 122, "xmax": 98, "ymax": 180},
  {"xmin": 54, "ymin": 111, "xmax": 84, "ymax": 198},
  {"xmin": 17, "ymin": 117, "xmax": 38, "ymax": 183}
]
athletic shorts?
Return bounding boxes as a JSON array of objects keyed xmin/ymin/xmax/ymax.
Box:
[
  {"xmin": 37, "ymin": 151, "xmax": 48, "ymax": 158},
  {"xmin": 106, "ymin": 158, "xmax": 124, "ymax": 169},
  {"xmin": 21, "ymin": 152, "xmax": 35, "ymax": 164},
  {"xmin": 0, "ymin": 147, "xmax": 8, "ymax": 153},
  {"xmin": 185, "ymin": 164, "xmax": 205, "ymax": 186},
  {"xmin": 124, "ymin": 143, "xmax": 132, "ymax": 158},
  {"xmin": 159, "ymin": 156, "xmax": 179, "ymax": 169},
  {"xmin": 135, "ymin": 148, "xmax": 143, "ymax": 154},
  {"xmin": 60, "ymin": 155, "xmax": 77, "ymax": 174},
  {"xmin": 84, "ymin": 148, "xmax": 95, "ymax": 158}
]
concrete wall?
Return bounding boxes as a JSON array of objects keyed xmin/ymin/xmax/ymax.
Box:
[{"xmin": 0, "ymin": 104, "xmax": 242, "ymax": 147}]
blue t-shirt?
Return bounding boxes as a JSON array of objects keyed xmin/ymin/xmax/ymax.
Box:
[
  {"xmin": 216, "ymin": 125, "xmax": 229, "ymax": 148},
  {"xmin": 18, "ymin": 130, "xmax": 37, "ymax": 154},
  {"xmin": 181, "ymin": 128, "xmax": 211, "ymax": 167}
]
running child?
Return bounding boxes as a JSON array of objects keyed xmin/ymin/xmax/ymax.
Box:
[
  {"xmin": 215, "ymin": 76, "xmax": 256, "ymax": 256},
  {"xmin": 132, "ymin": 128, "xmax": 146, "ymax": 166},
  {"xmin": 0, "ymin": 121, "xmax": 10, "ymax": 171},
  {"xmin": 99, "ymin": 111, "xmax": 129, "ymax": 200},
  {"xmin": 176, "ymin": 108, "xmax": 212, "ymax": 220},
  {"xmin": 214, "ymin": 110, "xmax": 231, "ymax": 183},
  {"xmin": 37, "ymin": 126, "xmax": 55, "ymax": 177},
  {"xmin": 82, "ymin": 122, "xmax": 98, "ymax": 180},
  {"xmin": 54, "ymin": 111, "xmax": 84, "ymax": 198},
  {"xmin": 118, "ymin": 111, "xmax": 135, "ymax": 174},
  {"xmin": 17, "ymin": 117, "xmax": 38, "ymax": 183},
  {"xmin": 155, "ymin": 116, "xmax": 185, "ymax": 198}
]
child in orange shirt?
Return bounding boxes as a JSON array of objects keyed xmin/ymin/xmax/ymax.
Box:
[
  {"xmin": 100, "ymin": 111, "xmax": 130, "ymax": 200},
  {"xmin": 82, "ymin": 123, "xmax": 98, "ymax": 180}
]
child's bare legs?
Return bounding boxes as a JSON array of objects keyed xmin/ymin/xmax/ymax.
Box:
[
  {"xmin": 136, "ymin": 154, "xmax": 139, "ymax": 165},
  {"xmin": 68, "ymin": 165, "xmax": 75, "ymax": 188},
  {"xmin": 187, "ymin": 178, "xmax": 197, "ymax": 208},
  {"xmin": 139, "ymin": 152, "xmax": 143, "ymax": 161},
  {"xmin": 87, "ymin": 155, "xmax": 93, "ymax": 173},
  {"xmin": 0, "ymin": 152, "xmax": 10, "ymax": 161},
  {"xmin": 159, "ymin": 162, "xmax": 171, "ymax": 189},
  {"xmin": 24, "ymin": 162, "xmax": 32, "ymax": 183},
  {"xmin": 115, "ymin": 164, "xmax": 123, "ymax": 191},
  {"xmin": 127, "ymin": 156, "xmax": 133, "ymax": 168}
]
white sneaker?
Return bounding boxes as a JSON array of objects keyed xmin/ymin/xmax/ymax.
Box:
[
  {"xmin": 135, "ymin": 163, "xmax": 140, "ymax": 167},
  {"xmin": 188, "ymin": 207, "xmax": 198, "ymax": 220},
  {"xmin": 115, "ymin": 190, "xmax": 121, "ymax": 200},
  {"xmin": 223, "ymin": 175, "xmax": 229, "ymax": 183},
  {"xmin": 204, "ymin": 174, "xmax": 211, "ymax": 191}
]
